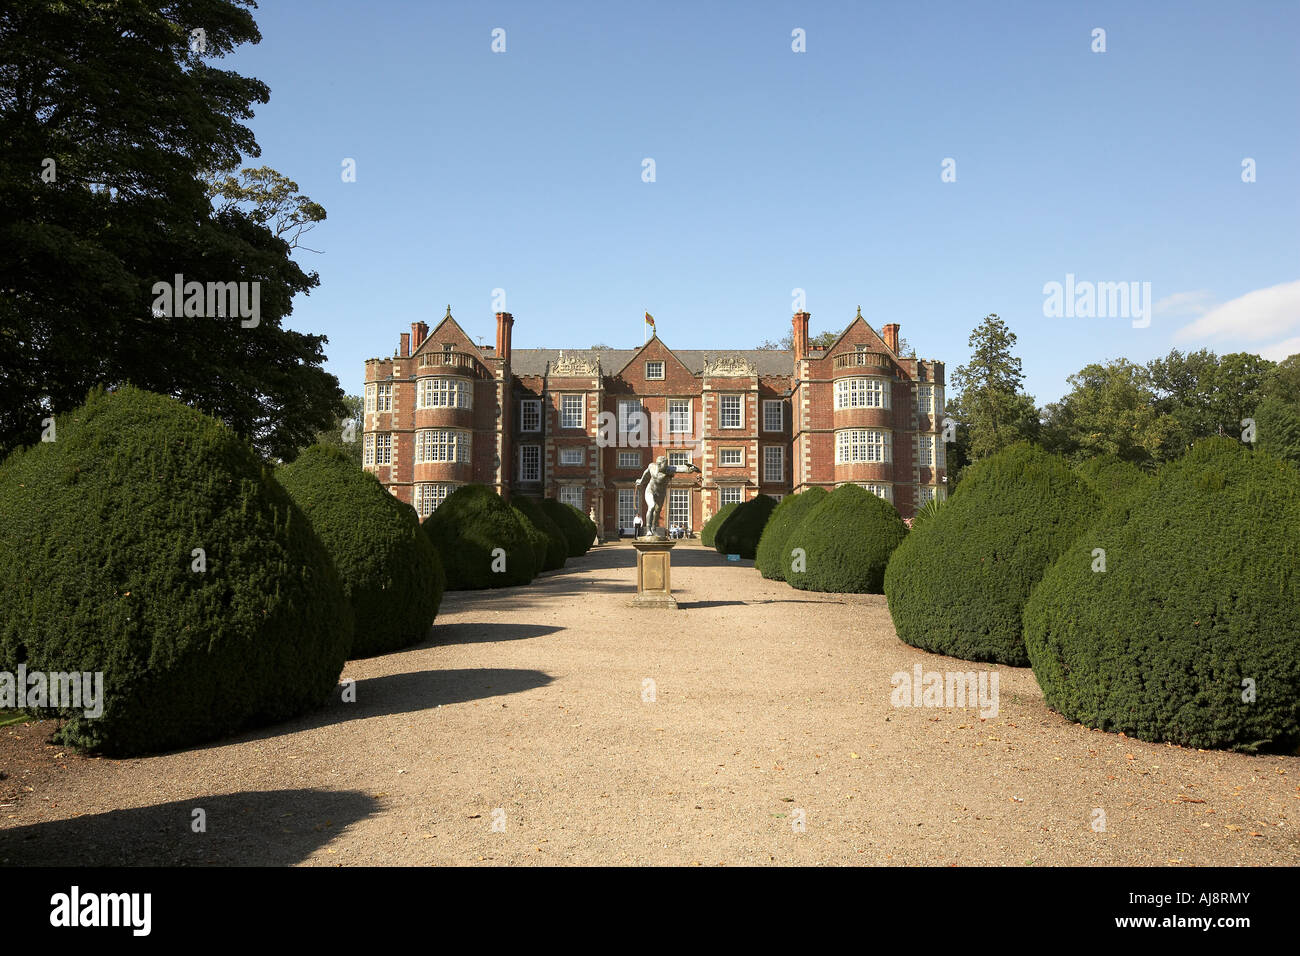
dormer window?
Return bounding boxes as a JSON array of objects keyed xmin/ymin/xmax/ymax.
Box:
[{"xmin": 646, "ymin": 361, "xmax": 665, "ymax": 380}]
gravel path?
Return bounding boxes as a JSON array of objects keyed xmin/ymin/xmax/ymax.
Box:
[{"xmin": 2, "ymin": 541, "xmax": 1297, "ymax": 866}]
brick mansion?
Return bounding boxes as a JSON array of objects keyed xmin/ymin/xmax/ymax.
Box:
[{"xmin": 362, "ymin": 308, "xmax": 947, "ymax": 534}]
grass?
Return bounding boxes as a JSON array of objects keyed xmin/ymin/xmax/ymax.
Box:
[{"xmin": 0, "ymin": 709, "xmax": 31, "ymax": 728}]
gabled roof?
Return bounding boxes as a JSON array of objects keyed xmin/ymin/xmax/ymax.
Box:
[{"xmin": 413, "ymin": 306, "xmax": 487, "ymax": 360}]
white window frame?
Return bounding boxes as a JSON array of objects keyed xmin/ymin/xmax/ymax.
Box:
[
  {"xmin": 374, "ymin": 433, "xmax": 392, "ymax": 465},
  {"xmin": 617, "ymin": 489, "xmax": 637, "ymax": 530},
  {"xmin": 916, "ymin": 384, "xmax": 935, "ymax": 416},
  {"xmin": 718, "ymin": 447, "xmax": 743, "ymax": 467},
  {"xmin": 520, "ymin": 399, "xmax": 541, "ymax": 432},
  {"xmin": 762, "ymin": 400, "xmax": 783, "ymax": 432},
  {"xmin": 617, "ymin": 451, "xmax": 641, "ymax": 469},
  {"xmin": 668, "ymin": 488, "xmax": 690, "ymax": 529},
  {"xmin": 668, "ymin": 399, "xmax": 692, "ymax": 434},
  {"xmin": 364, "ymin": 384, "xmax": 376, "ymax": 413},
  {"xmin": 416, "ymin": 429, "xmax": 470, "ymax": 464},
  {"xmin": 667, "ymin": 450, "xmax": 692, "ymax": 467},
  {"xmin": 762, "ymin": 446, "xmax": 783, "ymax": 483},
  {"xmin": 416, "ymin": 483, "xmax": 453, "ymax": 517},
  {"xmin": 418, "ymin": 377, "xmax": 470, "ymax": 410},
  {"xmin": 836, "ymin": 429, "xmax": 891, "ymax": 464},
  {"xmin": 645, "ymin": 361, "xmax": 665, "ymax": 380},
  {"xmin": 519, "ymin": 445, "xmax": 541, "ymax": 482},
  {"xmin": 363, "ymin": 433, "xmax": 375, "ymax": 465},
  {"xmin": 919, "ymin": 434, "xmax": 935, "ymax": 467},
  {"xmin": 560, "ymin": 394, "xmax": 585, "ymax": 430},
  {"xmin": 375, "ymin": 383, "xmax": 392, "ymax": 412},
  {"xmin": 860, "ymin": 482, "xmax": 893, "ymax": 503},
  {"xmin": 917, "ymin": 485, "xmax": 937, "ymax": 505},
  {"xmin": 559, "ymin": 485, "xmax": 584, "ymax": 509},
  {"xmin": 835, "ymin": 377, "xmax": 889, "ymax": 410},
  {"xmin": 719, "ymin": 486, "xmax": 743, "ymax": 506},
  {"xmin": 719, "ymin": 394, "xmax": 743, "ymax": 429},
  {"xmin": 559, "ymin": 446, "xmax": 585, "ymax": 467},
  {"xmin": 618, "ymin": 400, "xmax": 647, "ymax": 440}
]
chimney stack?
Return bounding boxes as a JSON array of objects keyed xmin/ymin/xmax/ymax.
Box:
[
  {"xmin": 882, "ymin": 323, "xmax": 900, "ymax": 354},
  {"xmin": 495, "ymin": 312, "xmax": 514, "ymax": 364},
  {"xmin": 792, "ymin": 311, "xmax": 810, "ymax": 362},
  {"xmin": 399, "ymin": 332, "xmax": 410, "ymax": 357},
  {"xmin": 411, "ymin": 321, "xmax": 429, "ymax": 351}
]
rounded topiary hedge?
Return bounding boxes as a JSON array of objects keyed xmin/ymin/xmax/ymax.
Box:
[
  {"xmin": 756, "ymin": 488, "xmax": 829, "ymax": 580},
  {"xmin": 714, "ymin": 494, "xmax": 778, "ymax": 559},
  {"xmin": 512, "ymin": 504, "xmax": 553, "ymax": 575},
  {"xmin": 278, "ymin": 444, "xmax": 443, "ymax": 658},
  {"xmin": 1025, "ymin": 438, "xmax": 1300, "ymax": 752},
  {"xmin": 786, "ymin": 484, "xmax": 908, "ymax": 593},
  {"xmin": 422, "ymin": 485, "xmax": 537, "ymax": 589},
  {"xmin": 511, "ymin": 496, "xmax": 567, "ymax": 571},
  {"xmin": 0, "ymin": 387, "xmax": 351, "ymax": 756},
  {"xmin": 883, "ymin": 443, "xmax": 1101, "ymax": 665},
  {"xmin": 540, "ymin": 498, "xmax": 593, "ymax": 557},
  {"xmin": 700, "ymin": 502, "xmax": 739, "ymax": 549},
  {"xmin": 1073, "ymin": 454, "xmax": 1152, "ymax": 501}
]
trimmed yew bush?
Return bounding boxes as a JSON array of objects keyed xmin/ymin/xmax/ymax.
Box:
[
  {"xmin": 787, "ymin": 484, "xmax": 908, "ymax": 593},
  {"xmin": 540, "ymin": 498, "xmax": 594, "ymax": 557},
  {"xmin": 756, "ymin": 488, "xmax": 829, "ymax": 580},
  {"xmin": 512, "ymin": 496, "xmax": 567, "ymax": 571},
  {"xmin": 278, "ymin": 444, "xmax": 443, "ymax": 657},
  {"xmin": 0, "ymin": 387, "xmax": 351, "ymax": 756},
  {"xmin": 714, "ymin": 494, "xmax": 778, "ymax": 559},
  {"xmin": 700, "ymin": 502, "xmax": 739, "ymax": 549},
  {"xmin": 883, "ymin": 443, "xmax": 1101, "ymax": 665},
  {"xmin": 1025, "ymin": 438, "xmax": 1300, "ymax": 752},
  {"xmin": 512, "ymin": 504, "xmax": 552, "ymax": 574},
  {"xmin": 422, "ymin": 485, "xmax": 537, "ymax": 589}
]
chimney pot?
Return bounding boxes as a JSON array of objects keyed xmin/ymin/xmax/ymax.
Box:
[
  {"xmin": 882, "ymin": 323, "xmax": 900, "ymax": 354},
  {"xmin": 399, "ymin": 332, "xmax": 410, "ymax": 357}
]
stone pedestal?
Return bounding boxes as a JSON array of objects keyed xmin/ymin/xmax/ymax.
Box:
[{"xmin": 630, "ymin": 536, "xmax": 678, "ymax": 609}]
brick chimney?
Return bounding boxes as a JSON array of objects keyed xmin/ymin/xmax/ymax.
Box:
[
  {"xmin": 495, "ymin": 312, "xmax": 514, "ymax": 364},
  {"xmin": 411, "ymin": 321, "xmax": 429, "ymax": 351},
  {"xmin": 792, "ymin": 311, "xmax": 810, "ymax": 362},
  {"xmin": 399, "ymin": 332, "xmax": 410, "ymax": 357},
  {"xmin": 882, "ymin": 323, "xmax": 900, "ymax": 354}
]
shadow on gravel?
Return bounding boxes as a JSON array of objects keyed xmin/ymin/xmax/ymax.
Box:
[
  {"xmin": 0, "ymin": 787, "xmax": 378, "ymax": 866},
  {"xmin": 677, "ymin": 598, "xmax": 842, "ymax": 609},
  {"xmin": 216, "ymin": 667, "xmax": 555, "ymax": 748},
  {"xmin": 427, "ymin": 622, "xmax": 564, "ymax": 646}
]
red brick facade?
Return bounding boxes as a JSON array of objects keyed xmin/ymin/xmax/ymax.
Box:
[{"xmin": 363, "ymin": 308, "xmax": 946, "ymax": 535}]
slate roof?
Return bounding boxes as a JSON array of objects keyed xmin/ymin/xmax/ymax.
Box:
[{"xmin": 509, "ymin": 347, "xmax": 796, "ymax": 378}]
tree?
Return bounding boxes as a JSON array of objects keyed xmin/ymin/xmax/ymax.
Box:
[
  {"xmin": 206, "ymin": 165, "xmax": 327, "ymax": 252},
  {"xmin": 1040, "ymin": 359, "xmax": 1167, "ymax": 466},
  {"xmin": 305, "ymin": 394, "xmax": 363, "ymax": 466},
  {"xmin": 756, "ymin": 330, "xmax": 838, "ymax": 350},
  {"xmin": 0, "ymin": 0, "xmax": 344, "ymax": 460},
  {"xmin": 1263, "ymin": 353, "xmax": 1300, "ymax": 405},
  {"xmin": 589, "ymin": 343, "xmax": 613, "ymax": 350},
  {"xmin": 1145, "ymin": 349, "xmax": 1274, "ymax": 463},
  {"xmin": 949, "ymin": 314, "xmax": 1039, "ymax": 462}
]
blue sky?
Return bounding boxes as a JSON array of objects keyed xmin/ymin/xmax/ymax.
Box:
[{"xmin": 226, "ymin": 0, "xmax": 1300, "ymax": 403}]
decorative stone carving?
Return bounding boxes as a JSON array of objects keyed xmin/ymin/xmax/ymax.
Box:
[
  {"xmin": 550, "ymin": 351, "xmax": 601, "ymax": 377},
  {"xmin": 701, "ymin": 354, "xmax": 757, "ymax": 378}
]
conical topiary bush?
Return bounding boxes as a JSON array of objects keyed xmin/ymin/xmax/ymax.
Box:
[
  {"xmin": 714, "ymin": 494, "xmax": 778, "ymax": 559},
  {"xmin": 786, "ymin": 484, "xmax": 908, "ymax": 593},
  {"xmin": 0, "ymin": 387, "xmax": 351, "ymax": 756},
  {"xmin": 421, "ymin": 484, "xmax": 538, "ymax": 589},
  {"xmin": 1025, "ymin": 437, "xmax": 1300, "ymax": 751},
  {"xmin": 756, "ymin": 487, "xmax": 829, "ymax": 581},
  {"xmin": 883, "ymin": 442, "xmax": 1101, "ymax": 665},
  {"xmin": 278, "ymin": 444, "xmax": 444, "ymax": 657}
]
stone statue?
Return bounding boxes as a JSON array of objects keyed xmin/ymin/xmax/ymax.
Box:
[{"xmin": 635, "ymin": 455, "xmax": 700, "ymax": 536}]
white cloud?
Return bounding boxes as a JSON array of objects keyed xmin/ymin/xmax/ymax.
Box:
[
  {"xmin": 1153, "ymin": 289, "xmax": 1214, "ymax": 318},
  {"xmin": 1174, "ymin": 280, "xmax": 1300, "ymax": 353},
  {"xmin": 1259, "ymin": 336, "xmax": 1300, "ymax": 362}
]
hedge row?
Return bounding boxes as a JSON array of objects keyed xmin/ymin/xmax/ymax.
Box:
[
  {"xmin": 714, "ymin": 494, "xmax": 778, "ymax": 559},
  {"xmin": 756, "ymin": 488, "xmax": 828, "ymax": 581}
]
